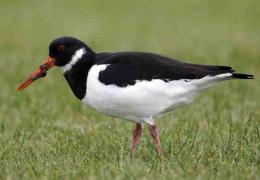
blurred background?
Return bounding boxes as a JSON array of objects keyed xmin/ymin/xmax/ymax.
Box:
[
  {"xmin": 0, "ymin": 0, "xmax": 259, "ymax": 179},
  {"xmin": 0, "ymin": 0, "xmax": 259, "ymax": 90}
]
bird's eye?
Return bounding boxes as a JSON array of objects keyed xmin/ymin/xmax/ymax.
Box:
[{"xmin": 57, "ymin": 45, "xmax": 65, "ymax": 51}]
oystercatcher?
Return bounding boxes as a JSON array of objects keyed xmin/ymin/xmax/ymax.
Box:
[{"xmin": 17, "ymin": 36, "xmax": 254, "ymax": 158}]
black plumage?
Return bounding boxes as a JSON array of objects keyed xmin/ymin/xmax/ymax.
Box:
[{"xmin": 96, "ymin": 52, "xmax": 253, "ymax": 87}]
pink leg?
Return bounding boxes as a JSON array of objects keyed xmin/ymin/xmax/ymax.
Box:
[
  {"xmin": 148, "ymin": 124, "xmax": 163, "ymax": 158},
  {"xmin": 128, "ymin": 123, "xmax": 142, "ymax": 158}
]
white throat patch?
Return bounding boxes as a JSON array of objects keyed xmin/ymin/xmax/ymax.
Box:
[{"xmin": 61, "ymin": 48, "xmax": 86, "ymax": 73}]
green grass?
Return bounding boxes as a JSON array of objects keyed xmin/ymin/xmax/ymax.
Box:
[{"xmin": 0, "ymin": 0, "xmax": 260, "ymax": 179}]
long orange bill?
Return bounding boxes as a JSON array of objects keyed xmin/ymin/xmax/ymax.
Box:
[{"xmin": 16, "ymin": 57, "xmax": 55, "ymax": 92}]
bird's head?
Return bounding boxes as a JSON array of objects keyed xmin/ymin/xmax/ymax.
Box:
[{"xmin": 16, "ymin": 36, "xmax": 94, "ymax": 92}]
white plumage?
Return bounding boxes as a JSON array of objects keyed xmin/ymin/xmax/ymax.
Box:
[
  {"xmin": 61, "ymin": 48, "xmax": 86, "ymax": 73},
  {"xmin": 82, "ymin": 64, "xmax": 232, "ymax": 125}
]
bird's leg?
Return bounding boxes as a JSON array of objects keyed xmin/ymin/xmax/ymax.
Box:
[
  {"xmin": 148, "ymin": 124, "xmax": 163, "ymax": 158},
  {"xmin": 128, "ymin": 123, "xmax": 142, "ymax": 158}
]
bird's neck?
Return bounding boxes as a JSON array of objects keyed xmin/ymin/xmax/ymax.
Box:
[{"xmin": 63, "ymin": 53, "xmax": 95, "ymax": 100}]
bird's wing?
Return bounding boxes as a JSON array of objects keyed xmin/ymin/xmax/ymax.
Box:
[{"xmin": 95, "ymin": 52, "xmax": 235, "ymax": 87}]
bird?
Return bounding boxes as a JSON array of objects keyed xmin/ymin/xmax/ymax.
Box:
[{"xmin": 16, "ymin": 36, "xmax": 254, "ymax": 158}]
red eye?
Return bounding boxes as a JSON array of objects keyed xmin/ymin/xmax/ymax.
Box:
[{"xmin": 57, "ymin": 45, "xmax": 65, "ymax": 51}]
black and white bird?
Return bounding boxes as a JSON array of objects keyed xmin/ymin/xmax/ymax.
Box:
[{"xmin": 17, "ymin": 36, "xmax": 254, "ymax": 158}]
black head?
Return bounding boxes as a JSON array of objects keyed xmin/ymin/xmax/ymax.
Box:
[
  {"xmin": 16, "ymin": 37, "xmax": 95, "ymax": 92},
  {"xmin": 49, "ymin": 36, "xmax": 95, "ymax": 66}
]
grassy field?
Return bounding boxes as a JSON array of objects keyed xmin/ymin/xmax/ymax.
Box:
[{"xmin": 0, "ymin": 0, "xmax": 259, "ymax": 179}]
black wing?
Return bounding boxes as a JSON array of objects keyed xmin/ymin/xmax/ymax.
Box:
[{"xmin": 95, "ymin": 52, "xmax": 252, "ymax": 87}]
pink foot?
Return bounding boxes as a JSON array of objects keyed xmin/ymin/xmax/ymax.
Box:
[
  {"xmin": 148, "ymin": 124, "xmax": 163, "ymax": 158},
  {"xmin": 128, "ymin": 123, "xmax": 142, "ymax": 158}
]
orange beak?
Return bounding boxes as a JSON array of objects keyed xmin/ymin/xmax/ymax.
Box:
[{"xmin": 16, "ymin": 57, "xmax": 55, "ymax": 92}]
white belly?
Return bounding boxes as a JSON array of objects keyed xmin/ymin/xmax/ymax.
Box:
[{"xmin": 82, "ymin": 65, "xmax": 231, "ymax": 125}]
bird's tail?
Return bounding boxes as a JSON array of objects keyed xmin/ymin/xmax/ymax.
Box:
[
  {"xmin": 231, "ymin": 73, "xmax": 254, "ymax": 79},
  {"xmin": 203, "ymin": 65, "xmax": 254, "ymax": 80}
]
